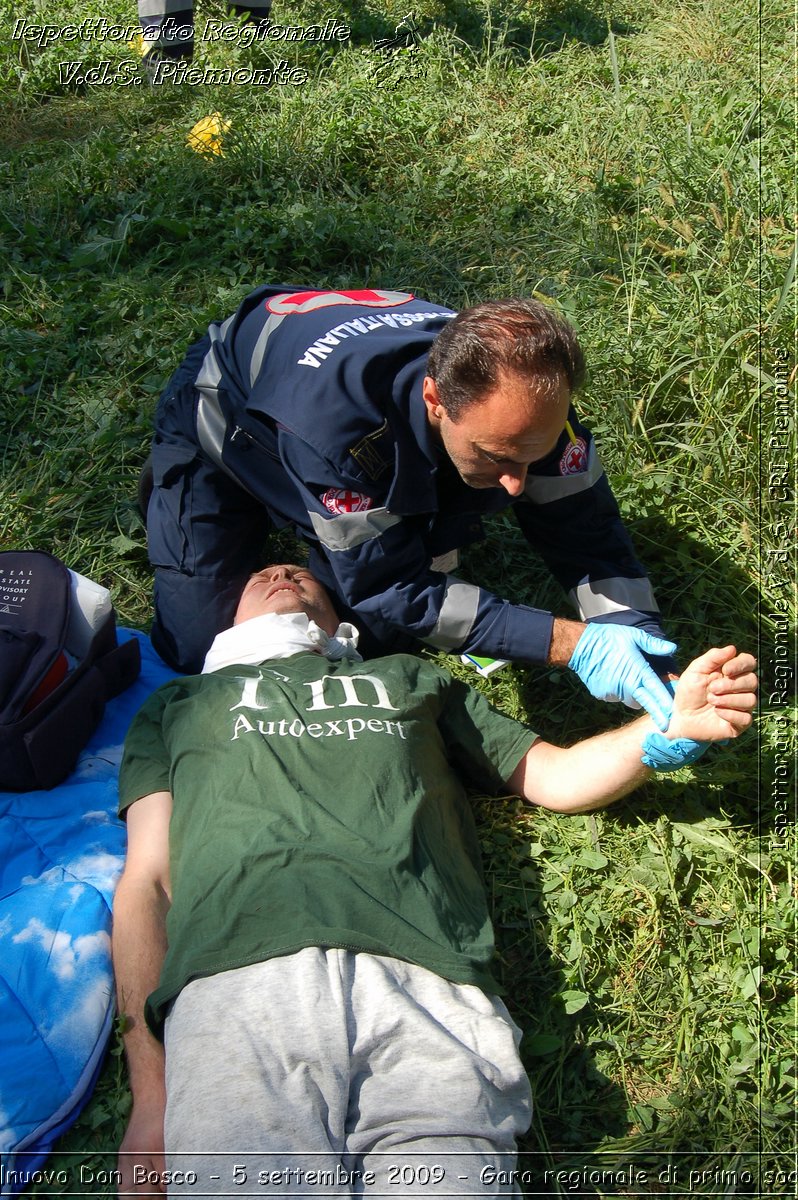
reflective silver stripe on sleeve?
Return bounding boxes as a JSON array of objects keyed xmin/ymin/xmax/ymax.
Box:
[
  {"xmin": 195, "ymin": 338, "xmax": 223, "ymax": 396},
  {"xmin": 570, "ymin": 575, "xmax": 660, "ymax": 619},
  {"xmin": 195, "ymin": 311, "xmax": 262, "ymax": 463},
  {"xmin": 522, "ymin": 441, "xmax": 603, "ymax": 504},
  {"xmin": 196, "ymin": 388, "xmax": 227, "ymax": 469},
  {"xmin": 309, "ymin": 507, "xmax": 401, "ymax": 552},
  {"xmin": 423, "ymin": 577, "xmax": 481, "ymax": 650},
  {"xmin": 191, "ymin": 324, "xmax": 262, "ymax": 499},
  {"xmin": 194, "ymin": 345, "xmax": 262, "ymax": 496},
  {"xmin": 249, "ymin": 314, "xmax": 286, "ymax": 387},
  {"xmin": 194, "ymin": 343, "xmax": 226, "ymax": 468},
  {"xmin": 218, "ymin": 314, "xmax": 235, "ymax": 340}
]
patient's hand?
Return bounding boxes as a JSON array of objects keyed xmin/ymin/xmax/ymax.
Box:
[
  {"xmin": 668, "ymin": 647, "xmax": 757, "ymax": 743},
  {"xmin": 118, "ymin": 1104, "xmax": 166, "ymax": 1195}
]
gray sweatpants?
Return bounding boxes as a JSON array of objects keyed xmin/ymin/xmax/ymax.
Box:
[{"xmin": 163, "ymin": 948, "xmax": 532, "ymax": 1196}]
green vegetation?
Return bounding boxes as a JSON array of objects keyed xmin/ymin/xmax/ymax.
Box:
[{"xmin": 1, "ymin": 0, "xmax": 794, "ymax": 1194}]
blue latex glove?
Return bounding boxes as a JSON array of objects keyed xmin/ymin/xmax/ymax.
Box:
[
  {"xmin": 568, "ymin": 624, "xmax": 678, "ymax": 731},
  {"xmin": 641, "ymin": 731, "xmax": 708, "ymax": 771}
]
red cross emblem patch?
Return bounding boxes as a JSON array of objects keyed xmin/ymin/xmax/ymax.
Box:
[
  {"xmin": 559, "ymin": 437, "xmax": 588, "ymax": 476},
  {"xmin": 321, "ymin": 488, "xmax": 374, "ymax": 515}
]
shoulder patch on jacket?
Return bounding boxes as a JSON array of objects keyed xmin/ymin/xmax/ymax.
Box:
[
  {"xmin": 322, "ymin": 488, "xmax": 374, "ymax": 514},
  {"xmin": 559, "ymin": 437, "xmax": 588, "ymax": 475},
  {"xmin": 266, "ymin": 290, "xmax": 414, "ymax": 315},
  {"xmin": 350, "ymin": 420, "xmax": 392, "ymax": 480}
]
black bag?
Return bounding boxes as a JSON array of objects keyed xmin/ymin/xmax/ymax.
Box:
[{"xmin": 0, "ymin": 551, "xmax": 141, "ymax": 790}]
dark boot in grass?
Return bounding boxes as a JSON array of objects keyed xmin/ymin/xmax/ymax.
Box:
[
  {"xmin": 228, "ymin": 2, "xmax": 272, "ymax": 34},
  {"xmin": 139, "ymin": 6, "xmax": 194, "ymax": 82},
  {"xmin": 227, "ymin": 1, "xmax": 272, "ymax": 52},
  {"xmin": 138, "ymin": 3, "xmax": 271, "ymax": 79}
]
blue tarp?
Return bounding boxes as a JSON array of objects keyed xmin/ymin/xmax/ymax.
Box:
[{"xmin": 0, "ymin": 631, "xmax": 175, "ymax": 1194}]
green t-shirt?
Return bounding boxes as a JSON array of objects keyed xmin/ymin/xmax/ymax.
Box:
[{"xmin": 119, "ymin": 652, "xmax": 537, "ymax": 1034}]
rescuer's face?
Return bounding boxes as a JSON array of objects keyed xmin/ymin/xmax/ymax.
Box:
[{"xmin": 424, "ymin": 371, "xmax": 571, "ymax": 496}]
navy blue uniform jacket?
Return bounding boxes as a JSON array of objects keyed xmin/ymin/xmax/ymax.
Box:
[{"xmin": 148, "ymin": 285, "xmax": 664, "ymax": 672}]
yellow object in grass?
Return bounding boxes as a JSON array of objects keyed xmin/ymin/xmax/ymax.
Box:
[{"xmin": 187, "ymin": 113, "xmax": 231, "ymax": 157}]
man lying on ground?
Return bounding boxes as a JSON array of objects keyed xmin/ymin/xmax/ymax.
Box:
[{"xmin": 113, "ymin": 564, "xmax": 756, "ymax": 1196}]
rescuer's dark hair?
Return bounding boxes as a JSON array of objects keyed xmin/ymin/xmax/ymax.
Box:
[{"xmin": 427, "ymin": 298, "xmax": 586, "ymax": 419}]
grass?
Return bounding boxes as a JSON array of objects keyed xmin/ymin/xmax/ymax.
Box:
[{"xmin": 1, "ymin": 0, "xmax": 795, "ymax": 1194}]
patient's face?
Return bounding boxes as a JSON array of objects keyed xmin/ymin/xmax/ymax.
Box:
[{"xmin": 234, "ymin": 565, "xmax": 340, "ymax": 636}]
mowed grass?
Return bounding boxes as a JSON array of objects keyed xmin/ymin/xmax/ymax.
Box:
[{"xmin": 1, "ymin": 0, "xmax": 795, "ymax": 1194}]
